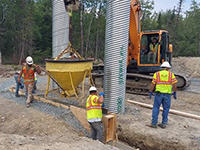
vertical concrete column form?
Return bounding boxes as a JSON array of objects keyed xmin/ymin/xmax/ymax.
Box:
[
  {"xmin": 104, "ymin": 0, "xmax": 130, "ymax": 114},
  {"xmin": 52, "ymin": 0, "xmax": 69, "ymax": 58},
  {"xmin": 52, "ymin": 0, "xmax": 69, "ymax": 89}
]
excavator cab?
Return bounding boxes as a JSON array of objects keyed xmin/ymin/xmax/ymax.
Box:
[{"xmin": 137, "ymin": 30, "xmax": 172, "ymax": 73}]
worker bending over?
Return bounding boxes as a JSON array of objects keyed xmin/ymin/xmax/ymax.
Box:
[
  {"xmin": 86, "ymin": 86, "xmax": 104, "ymax": 142},
  {"xmin": 18, "ymin": 56, "xmax": 41, "ymax": 108},
  {"xmin": 149, "ymin": 61, "xmax": 177, "ymax": 128},
  {"xmin": 14, "ymin": 71, "xmax": 24, "ymax": 97}
]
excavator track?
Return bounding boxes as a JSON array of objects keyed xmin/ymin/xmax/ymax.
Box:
[{"xmin": 92, "ymin": 65, "xmax": 190, "ymax": 95}]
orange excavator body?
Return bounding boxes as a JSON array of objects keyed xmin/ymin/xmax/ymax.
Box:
[{"xmin": 128, "ymin": 0, "xmax": 173, "ymax": 73}]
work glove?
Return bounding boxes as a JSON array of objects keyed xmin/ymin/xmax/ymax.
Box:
[
  {"xmin": 99, "ymin": 92, "xmax": 104, "ymax": 96},
  {"xmin": 101, "ymin": 103, "xmax": 105, "ymax": 108},
  {"xmin": 172, "ymin": 92, "xmax": 177, "ymax": 100},
  {"xmin": 149, "ymin": 92, "xmax": 153, "ymax": 99}
]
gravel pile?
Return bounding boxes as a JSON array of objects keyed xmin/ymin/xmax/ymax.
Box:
[{"xmin": 0, "ymin": 77, "xmax": 89, "ymax": 137}]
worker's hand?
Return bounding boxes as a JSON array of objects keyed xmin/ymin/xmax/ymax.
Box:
[
  {"xmin": 17, "ymin": 78, "xmax": 20, "ymax": 83},
  {"xmin": 99, "ymin": 92, "xmax": 104, "ymax": 96},
  {"xmin": 101, "ymin": 103, "xmax": 105, "ymax": 108},
  {"xmin": 149, "ymin": 92, "xmax": 153, "ymax": 99},
  {"xmin": 172, "ymin": 92, "xmax": 177, "ymax": 100}
]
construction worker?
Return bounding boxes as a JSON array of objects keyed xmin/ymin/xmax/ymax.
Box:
[
  {"xmin": 86, "ymin": 86, "xmax": 104, "ymax": 142},
  {"xmin": 148, "ymin": 37, "xmax": 158, "ymax": 63},
  {"xmin": 148, "ymin": 61, "xmax": 177, "ymax": 128},
  {"xmin": 14, "ymin": 71, "xmax": 24, "ymax": 97},
  {"xmin": 15, "ymin": 72, "xmax": 38, "ymax": 96},
  {"xmin": 18, "ymin": 56, "xmax": 41, "ymax": 108}
]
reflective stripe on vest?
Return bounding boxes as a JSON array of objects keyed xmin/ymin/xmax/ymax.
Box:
[
  {"xmin": 150, "ymin": 43, "xmax": 158, "ymax": 52},
  {"xmin": 156, "ymin": 71, "xmax": 172, "ymax": 85},
  {"xmin": 86, "ymin": 95, "xmax": 102, "ymax": 120},
  {"xmin": 23, "ymin": 65, "xmax": 35, "ymax": 84},
  {"xmin": 86, "ymin": 96, "xmax": 101, "ymax": 110},
  {"xmin": 155, "ymin": 70, "xmax": 174, "ymax": 94}
]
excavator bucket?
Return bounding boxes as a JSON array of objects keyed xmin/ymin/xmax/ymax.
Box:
[
  {"xmin": 45, "ymin": 59, "xmax": 93, "ymax": 98},
  {"xmin": 64, "ymin": 0, "xmax": 79, "ymax": 12}
]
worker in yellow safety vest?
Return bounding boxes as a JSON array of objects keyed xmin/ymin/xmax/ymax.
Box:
[
  {"xmin": 148, "ymin": 61, "xmax": 177, "ymax": 128},
  {"xmin": 86, "ymin": 86, "xmax": 104, "ymax": 142},
  {"xmin": 148, "ymin": 37, "xmax": 158, "ymax": 63},
  {"xmin": 18, "ymin": 56, "xmax": 41, "ymax": 108}
]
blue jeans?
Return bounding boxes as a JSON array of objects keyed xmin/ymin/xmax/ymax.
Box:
[
  {"xmin": 152, "ymin": 93, "xmax": 171, "ymax": 125},
  {"xmin": 14, "ymin": 74, "xmax": 24, "ymax": 96}
]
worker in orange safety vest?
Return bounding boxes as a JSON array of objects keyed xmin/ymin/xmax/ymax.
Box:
[
  {"xmin": 86, "ymin": 86, "xmax": 104, "ymax": 142},
  {"xmin": 18, "ymin": 56, "xmax": 41, "ymax": 108},
  {"xmin": 148, "ymin": 61, "xmax": 177, "ymax": 128}
]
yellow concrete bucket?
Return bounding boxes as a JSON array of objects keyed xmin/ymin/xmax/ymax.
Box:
[{"xmin": 45, "ymin": 59, "xmax": 94, "ymax": 99}]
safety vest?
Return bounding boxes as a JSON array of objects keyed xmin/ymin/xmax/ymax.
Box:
[
  {"xmin": 152, "ymin": 70, "xmax": 177, "ymax": 94},
  {"xmin": 22, "ymin": 65, "xmax": 35, "ymax": 84},
  {"xmin": 86, "ymin": 95, "xmax": 102, "ymax": 120},
  {"xmin": 22, "ymin": 73, "xmax": 37, "ymax": 81},
  {"xmin": 150, "ymin": 43, "xmax": 158, "ymax": 52}
]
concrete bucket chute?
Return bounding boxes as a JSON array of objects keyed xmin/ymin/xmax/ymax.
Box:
[
  {"xmin": 45, "ymin": 58, "xmax": 94, "ymax": 98},
  {"xmin": 45, "ymin": 43, "xmax": 94, "ymax": 99},
  {"xmin": 47, "ymin": 1, "xmax": 94, "ymax": 100}
]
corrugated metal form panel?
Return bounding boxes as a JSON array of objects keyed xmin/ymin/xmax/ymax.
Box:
[
  {"xmin": 52, "ymin": 0, "xmax": 69, "ymax": 58},
  {"xmin": 104, "ymin": 0, "xmax": 130, "ymax": 114}
]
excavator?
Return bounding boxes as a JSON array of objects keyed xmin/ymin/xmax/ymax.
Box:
[
  {"xmin": 124, "ymin": 0, "xmax": 189, "ymax": 93},
  {"xmin": 64, "ymin": 0, "xmax": 189, "ymax": 94}
]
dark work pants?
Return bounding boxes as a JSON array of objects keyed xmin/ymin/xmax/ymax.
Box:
[{"xmin": 89, "ymin": 121, "xmax": 103, "ymax": 142}]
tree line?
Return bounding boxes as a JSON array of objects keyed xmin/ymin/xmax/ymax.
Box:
[{"xmin": 0, "ymin": 0, "xmax": 200, "ymax": 64}]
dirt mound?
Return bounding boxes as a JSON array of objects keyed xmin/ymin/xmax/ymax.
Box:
[{"xmin": 172, "ymin": 57, "xmax": 200, "ymax": 78}]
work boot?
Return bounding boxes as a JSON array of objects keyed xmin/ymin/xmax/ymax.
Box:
[
  {"xmin": 26, "ymin": 103, "xmax": 30, "ymax": 108},
  {"xmin": 158, "ymin": 124, "xmax": 166, "ymax": 129},
  {"xmin": 15, "ymin": 94, "xmax": 20, "ymax": 97},
  {"xmin": 146, "ymin": 124, "xmax": 157, "ymax": 128}
]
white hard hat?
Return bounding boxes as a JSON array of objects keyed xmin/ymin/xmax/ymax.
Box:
[
  {"xmin": 26, "ymin": 56, "xmax": 33, "ymax": 65},
  {"xmin": 160, "ymin": 61, "xmax": 171, "ymax": 68},
  {"xmin": 89, "ymin": 86, "xmax": 97, "ymax": 92}
]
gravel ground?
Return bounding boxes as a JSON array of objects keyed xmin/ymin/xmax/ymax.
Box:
[{"xmin": 0, "ymin": 77, "xmax": 89, "ymax": 137}]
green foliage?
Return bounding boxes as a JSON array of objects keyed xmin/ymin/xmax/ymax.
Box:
[
  {"xmin": 33, "ymin": 0, "xmax": 52, "ymax": 63},
  {"xmin": 1, "ymin": 0, "xmax": 200, "ymax": 65}
]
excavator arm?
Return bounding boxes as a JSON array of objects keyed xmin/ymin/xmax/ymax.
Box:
[{"xmin": 128, "ymin": 0, "xmax": 142, "ymax": 65}]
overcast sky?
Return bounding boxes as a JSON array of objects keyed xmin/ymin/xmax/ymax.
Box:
[{"xmin": 153, "ymin": 0, "xmax": 194, "ymax": 14}]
